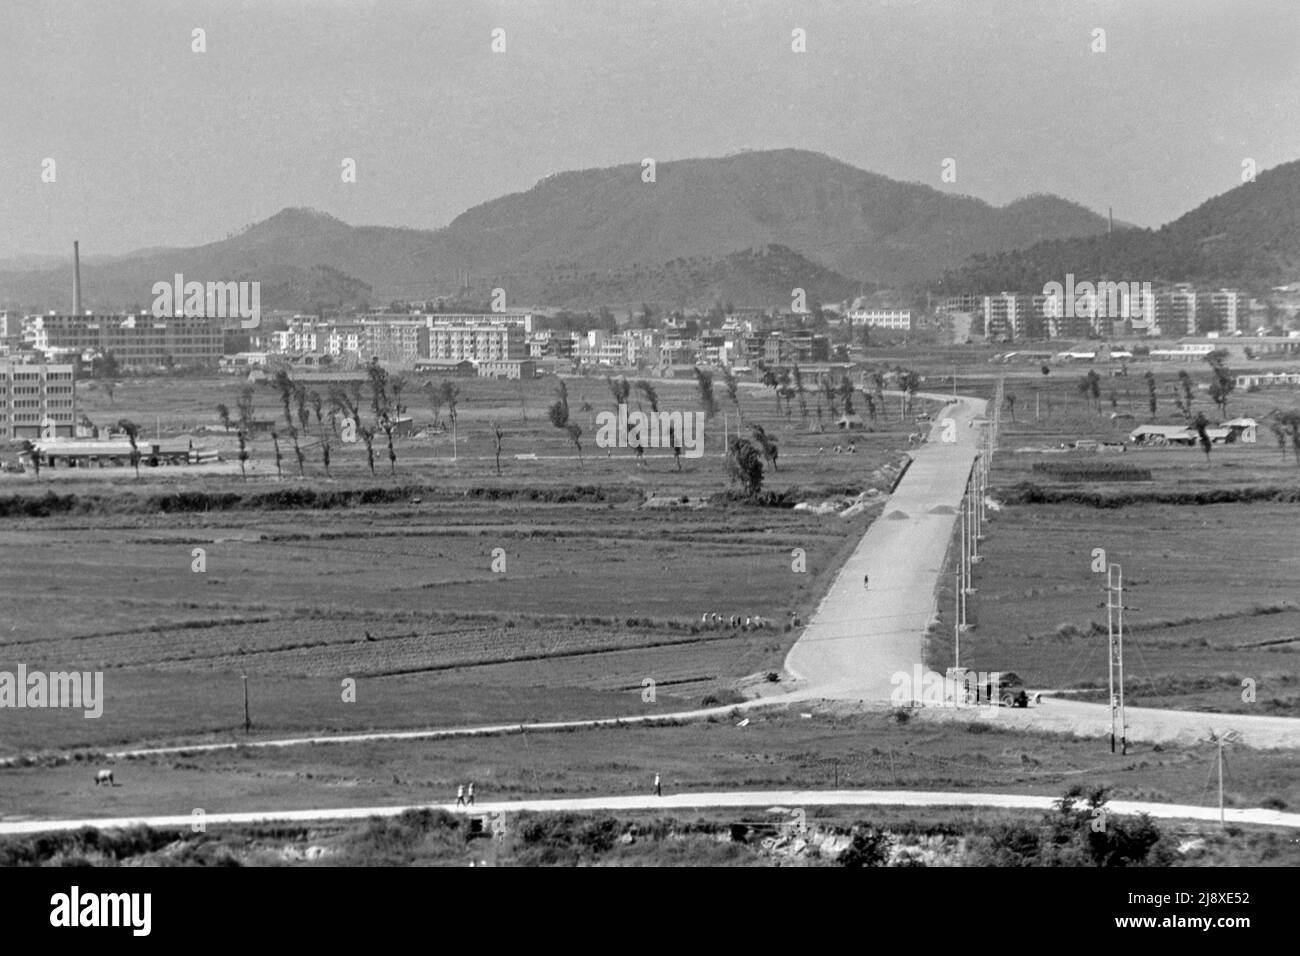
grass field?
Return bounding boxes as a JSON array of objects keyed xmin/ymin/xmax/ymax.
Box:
[
  {"xmin": 0, "ymin": 369, "xmax": 942, "ymax": 754},
  {"xmin": 3, "ymin": 706, "xmax": 1296, "ymax": 837},
  {"xmin": 0, "ymin": 495, "xmax": 876, "ymax": 753},
  {"xmin": 3, "ymin": 358, "xmax": 1298, "ymax": 860},
  {"xmin": 929, "ymin": 501, "xmax": 1300, "ymax": 715}
]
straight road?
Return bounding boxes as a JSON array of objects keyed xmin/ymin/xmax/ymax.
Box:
[
  {"xmin": 2, "ymin": 788, "xmax": 1296, "ymax": 836},
  {"xmin": 784, "ymin": 393, "xmax": 983, "ymax": 699}
]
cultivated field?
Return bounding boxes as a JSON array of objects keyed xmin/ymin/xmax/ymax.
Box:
[{"xmin": 0, "ymin": 372, "xmax": 941, "ymax": 756}]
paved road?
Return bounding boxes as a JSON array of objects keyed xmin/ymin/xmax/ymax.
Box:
[
  {"xmin": 2, "ymin": 788, "xmax": 1296, "ymax": 836},
  {"xmin": 784, "ymin": 393, "xmax": 981, "ymax": 699},
  {"xmin": 924, "ymin": 695, "xmax": 1300, "ymax": 751}
]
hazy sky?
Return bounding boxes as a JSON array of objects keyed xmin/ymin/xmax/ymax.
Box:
[{"xmin": 2, "ymin": 0, "xmax": 1297, "ymax": 259}]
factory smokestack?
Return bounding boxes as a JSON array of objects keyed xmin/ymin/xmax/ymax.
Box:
[{"xmin": 73, "ymin": 240, "xmax": 82, "ymax": 315}]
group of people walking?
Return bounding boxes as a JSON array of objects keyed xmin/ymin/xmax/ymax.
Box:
[{"xmin": 455, "ymin": 782, "xmax": 475, "ymax": 807}]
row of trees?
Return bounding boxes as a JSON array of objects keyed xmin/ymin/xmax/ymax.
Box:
[
  {"xmin": 214, "ymin": 360, "xmax": 439, "ymax": 480},
  {"xmin": 750, "ymin": 362, "xmax": 921, "ymax": 424}
]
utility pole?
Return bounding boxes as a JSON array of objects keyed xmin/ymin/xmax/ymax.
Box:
[
  {"xmin": 1106, "ymin": 563, "xmax": 1127, "ymax": 754},
  {"xmin": 241, "ymin": 672, "xmax": 251, "ymax": 734},
  {"xmin": 1218, "ymin": 736, "xmax": 1225, "ymax": 825},
  {"xmin": 954, "ymin": 567, "xmax": 961, "ymax": 669}
]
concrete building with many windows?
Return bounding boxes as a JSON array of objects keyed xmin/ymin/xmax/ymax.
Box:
[
  {"xmin": 0, "ymin": 361, "xmax": 76, "ymax": 440},
  {"xmin": 23, "ymin": 313, "xmax": 223, "ymax": 370},
  {"xmin": 847, "ymin": 307, "xmax": 912, "ymax": 330},
  {"xmin": 427, "ymin": 322, "xmax": 525, "ymax": 362}
]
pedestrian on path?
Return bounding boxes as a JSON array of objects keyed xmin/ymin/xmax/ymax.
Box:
[
  {"xmin": 456, "ymin": 784, "xmax": 466, "ymax": 807},
  {"xmin": 467, "ymin": 782, "xmax": 475, "ymax": 806},
  {"xmin": 653, "ymin": 773, "xmax": 662, "ymax": 797}
]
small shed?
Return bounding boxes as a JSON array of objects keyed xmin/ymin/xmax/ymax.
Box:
[
  {"xmin": 1129, "ymin": 424, "xmax": 1194, "ymax": 446},
  {"xmin": 1223, "ymin": 418, "xmax": 1257, "ymax": 443}
]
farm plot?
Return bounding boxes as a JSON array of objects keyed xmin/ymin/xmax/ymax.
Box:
[
  {"xmin": 0, "ymin": 489, "xmax": 864, "ymax": 749},
  {"xmin": 928, "ymin": 502, "xmax": 1300, "ymax": 715}
]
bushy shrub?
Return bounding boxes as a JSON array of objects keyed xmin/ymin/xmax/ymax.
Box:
[{"xmin": 839, "ymin": 826, "xmax": 888, "ymax": 867}]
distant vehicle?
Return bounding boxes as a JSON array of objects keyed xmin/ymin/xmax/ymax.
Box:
[
  {"xmin": 945, "ymin": 667, "xmax": 1031, "ymax": 707},
  {"xmin": 915, "ymin": 414, "xmax": 933, "ymax": 424}
]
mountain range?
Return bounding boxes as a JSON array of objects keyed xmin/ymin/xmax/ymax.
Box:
[{"xmin": 2, "ymin": 148, "xmax": 1295, "ymax": 312}]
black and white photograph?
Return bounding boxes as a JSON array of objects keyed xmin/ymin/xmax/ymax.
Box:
[{"xmin": 0, "ymin": 0, "xmax": 1295, "ymax": 929}]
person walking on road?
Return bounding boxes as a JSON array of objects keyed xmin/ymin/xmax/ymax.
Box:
[
  {"xmin": 456, "ymin": 784, "xmax": 466, "ymax": 807},
  {"xmin": 653, "ymin": 773, "xmax": 662, "ymax": 797},
  {"xmin": 467, "ymin": 782, "xmax": 475, "ymax": 806},
  {"xmin": 863, "ymin": 573, "xmax": 869, "ymax": 589}
]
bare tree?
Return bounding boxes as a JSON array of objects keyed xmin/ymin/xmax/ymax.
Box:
[{"xmin": 491, "ymin": 420, "xmax": 505, "ymax": 476}]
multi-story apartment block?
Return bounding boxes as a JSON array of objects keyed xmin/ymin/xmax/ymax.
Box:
[
  {"xmin": 24, "ymin": 313, "xmax": 223, "ymax": 370},
  {"xmin": 362, "ymin": 318, "xmax": 428, "ymax": 364},
  {"xmin": 426, "ymin": 322, "xmax": 524, "ymax": 362},
  {"xmin": 418, "ymin": 312, "xmax": 533, "ymax": 333},
  {"xmin": 0, "ymin": 311, "xmax": 22, "ymax": 355},
  {"xmin": 982, "ymin": 293, "xmax": 1024, "ymax": 341},
  {"xmin": 848, "ymin": 307, "xmax": 913, "ymax": 330},
  {"xmin": 1155, "ymin": 285, "xmax": 1198, "ymax": 337},
  {"xmin": 936, "ymin": 294, "xmax": 984, "ymax": 315},
  {"xmin": 527, "ymin": 329, "xmax": 578, "ymax": 359},
  {"xmin": 1207, "ymin": 289, "xmax": 1245, "ymax": 335},
  {"xmin": 0, "ymin": 361, "xmax": 76, "ymax": 440}
]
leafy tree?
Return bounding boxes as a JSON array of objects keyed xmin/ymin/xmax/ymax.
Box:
[
  {"xmin": 547, "ymin": 380, "xmax": 583, "ymax": 468},
  {"xmin": 116, "ymin": 419, "xmax": 142, "ymax": 479},
  {"xmin": 389, "ymin": 374, "xmax": 407, "ymax": 417},
  {"xmin": 693, "ymin": 367, "xmax": 717, "ymax": 419},
  {"xmin": 1179, "ymin": 370, "xmax": 1196, "ymax": 419},
  {"xmin": 438, "ymin": 381, "xmax": 459, "ymax": 427},
  {"xmin": 272, "ymin": 369, "xmax": 305, "ymax": 477},
  {"xmin": 423, "ymin": 381, "xmax": 444, "ymax": 426},
  {"xmin": 1078, "ymin": 370, "xmax": 1102, "ymax": 412},
  {"xmin": 1205, "ymin": 351, "xmax": 1235, "ymax": 418},
  {"xmin": 1193, "ymin": 412, "xmax": 1212, "ymax": 465},
  {"xmin": 791, "ymin": 364, "xmax": 808, "ymax": 421},
  {"xmin": 750, "ymin": 424, "xmax": 778, "ymax": 472},
  {"xmin": 726, "ymin": 436, "xmax": 764, "ymax": 497},
  {"xmin": 635, "ymin": 379, "xmax": 659, "ymax": 413},
  {"xmin": 1270, "ymin": 409, "xmax": 1300, "ymax": 464},
  {"xmin": 720, "ymin": 364, "xmax": 742, "ymax": 423},
  {"xmin": 898, "ymin": 369, "xmax": 922, "ymax": 414},
  {"xmin": 270, "ymin": 428, "xmax": 284, "ymax": 479},
  {"xmin": 605, "ymin": 374, "xmax": 630, "ymax": 413},
  {"xmin": 821, "ymin": 373, "xmax": 838, "ymax": 417},
  {"xmin": 838, "ymin": 373, "xmax": 856, "ymax": 416},
  {"xmin": 235, "ymin": 386, "xmax": 256, "ymax": 480}
]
